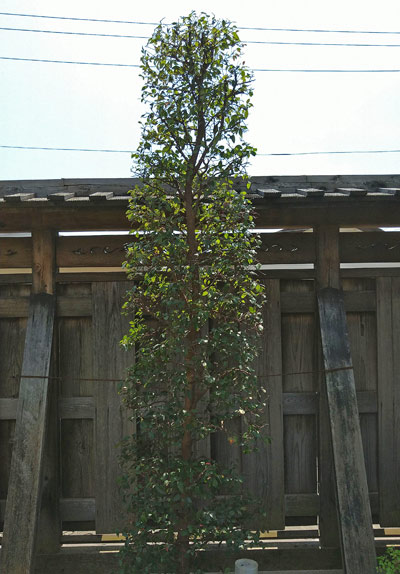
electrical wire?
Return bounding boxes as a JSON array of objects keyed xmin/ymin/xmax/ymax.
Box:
[
  {"xmin": 0, "ymin": 56, "xmax": 140, "ymax": 68},
  {"xmin": 2, "ymin": 56, "xmax": 400, "ymax": 72},
  {"xmin": 3, "ymin": 26, "xmax": 400, "ymax": 47},
  {"xmin": 1, "ymin": 12, "xmax": 400, "ymax": 35},
  {"xmin": 2, "ymin": 145, "xmax": 400, "ymax": 156}
]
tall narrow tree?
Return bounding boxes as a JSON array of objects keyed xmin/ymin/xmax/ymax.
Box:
[{"xmin": 120, "ymin": 12, "xmax": 266, "ymax": 574}]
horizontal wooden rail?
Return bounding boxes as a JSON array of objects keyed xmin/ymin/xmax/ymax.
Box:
[
  {"xmin": 0, "ymin": 492, "xmax": 379, "ymax": 524},
  {"xmin": 0, "ymin": 296, "xmax": 91, "ymax": 317},
  {"xmin": 0, "ymin": 392, "xmax": 378, "ymax": 421},
  {"xmin": 0, "ymin": 291, "xmax": 377, "ymax": 318},
  {"xmin": 3, "ymin": 232, "xmax": 400, "ymax": 269}
]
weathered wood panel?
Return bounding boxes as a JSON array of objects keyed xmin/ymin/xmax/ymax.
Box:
[
  {"xmin": 0, "ymin": 285, "xmax": 29, "ymax": 504},
  {"xmin": 0, "ymin": 236, "xmax": 32, "ymax": 268},
  {"xmin": 281, "ymin": 280, "xmax": 317, "ymax": 502},
  {"xmin": 59, "ymin": 284, "xmax": 95, "ymax": 504},
  {"xmin": 315, "ymin": 225, "xmax": 340, "ymax": 547},
  {"xmin": 242, "ymin": 279, "xmax": 285, "ymax": 530},
  {"xmin": 343, "ymin": 278, "xmax": 378, "ymax": 494},
  {"xmin": 376, "ymin": 277, "xmax": 400, "ymax": 526},
  {"xmin": 318, "ymin": 287, "xmax": 376, "ymax": 574},
  {"xmin": 92, "ymin": 281, "xmax": 135, "ymax": 533},
  {"xmin": 53, "ymin": 230, "xmax": 400, "ymax": 268},
  {"xmin": 57, "ymin": 235, "xmax": 128, "ymax": 267},
  {"xmin": 0, "ymin": 295, "xmax": 90, "ymax": 318},
  {"xmin": 1, "ymin": 293, "xmax": 56, "ymax": 574}
]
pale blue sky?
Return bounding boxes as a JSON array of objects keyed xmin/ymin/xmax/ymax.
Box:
[{"xmin": 0, "ymin": 0, "xmax": 399, "ymax": 180}]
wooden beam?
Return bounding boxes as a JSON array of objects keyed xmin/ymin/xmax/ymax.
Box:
[
  {"xmin": 1, "ymin": 294, "xmax": 56, "ymax": 574},
  {"xmin": 318, "ymin": 287, "xmax": 376, "ymax": 574},
  {"xmin": 32, "ymin": 229, "xmax": 60, "ymax": 555},
  {"xmin": 1, "ymin": 197, "xmax": 400, "ymax": 232},
  {"xmin": 315, "ymin": 225, "xmax": 340, "ymax": 548},
  {"xmin": 53, "ymin": 231, "xmax": 400, "ymax": 268}
]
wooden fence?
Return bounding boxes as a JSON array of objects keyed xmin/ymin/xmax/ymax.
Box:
[
  {"xmin": 1, "ymin": 175, "xmax": 400, "ymax": 572},
  {"xmin": 1, "ymin": 238, "xmax": 400, "ymax": 537}
]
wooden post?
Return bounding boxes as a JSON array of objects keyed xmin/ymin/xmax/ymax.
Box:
[
  {"xmin": 315, "ymin": 225, "xmax": 340, "ymax": 547},
  {"xmin": 33, "ymin": 230, "xmax": 61, "ymax": 555},
  {"xmin": 318, "ymin": 287, "xmax": 376, "ymax": 573},
  {"xmin": 32, "ymin": 229, "xmax": 56, "ymax": 295},
  {"xmin": 1, "ymin": 229, "xmax": 59, "ymax": 573},
  {"xmin": 0, "ymin": 293, "xmax": 56, "ymax": 574}
]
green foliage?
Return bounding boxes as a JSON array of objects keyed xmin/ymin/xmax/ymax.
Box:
[
  {"xmin": 119, "ymin": 11, "xmax": 265, "ymax": 574},
  {"xmin": 377, "ymin": 547, "xmax": 400, "ymax": 573}
]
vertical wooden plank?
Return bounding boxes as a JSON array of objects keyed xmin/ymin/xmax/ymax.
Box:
[
  {"xmin": 281, "ymin": 280, "xmax": 317, "ymax": 504},
  {"xmin": 318, "ymin": 287, "xmax": 376, "ymax": 574},
  {"xmin": 1, "ymin": 294, "xmax": 56, "ymax": 574},
  {"xmin": 315, "ymin": 225, "xmax": 340, "ymax": 547},
  {"xmin": 212, "ymin": 318, "xmax": 241, "ymax": 477},
  {"xmin": 243, "ymin": 279, "xmax": 285, "ymax": 530},
  {"xmin": 192, "ymin": 323, "xmax": 211, "ymax": 460},
  {"xmin": 0, "ymin": 284, "xmax": 29, "ymax": 510},
  {"xmin": 92, "ymin": 281, "xmax": 135, "ymax": 533},
  {"xmin": 377, "ymin": 277, "xmax": 400, "ymax": 525},
  {"xmin": 343, "ymin": 278, "xmax": 378, "ymax": 495},
  {"xmin": 59, "ymin": 284, "xmax": 94, "ymax": 506}
]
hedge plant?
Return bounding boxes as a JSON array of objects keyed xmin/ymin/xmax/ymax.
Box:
[{"xmin": 119, "ymin": 12, "xmax": 266, "ymax": 573}]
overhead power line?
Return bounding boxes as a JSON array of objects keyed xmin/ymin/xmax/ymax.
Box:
[
  {"xmin": 2, "ymin": 145, "xmax": 400, "ymax": 156},
  {"xmin": 0, "ymin": 145, "xmax": 133, "ymax": 152},
  {"xmin": 0, "ymin": 56, "xmax": 140, "ymax": 68},
  {"xmin": 257, "ymin": 149, "xmax": 400, "ymax": 156},
  {"xmin": 1, "ymin": 12, "xmax": 400, "ymax": 35},
  {"xmin": 0, "ymin": 26, "xmax": 149, "ymax": 40},
  {"xmin": 3, "ymin": 26, "xmax": 400, "ymax": 47},
  {"xmin": 2, "ymin": 56, "xmax": 400, "ymax": 73}
]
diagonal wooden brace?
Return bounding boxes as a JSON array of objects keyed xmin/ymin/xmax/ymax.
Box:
[
  {"xmin": 1, "ymin": 293, "xmax": 56, "ymax": 574},
  {"xmin": 317, "ymin": 287, "xmax": 376, "ymax": 574}
]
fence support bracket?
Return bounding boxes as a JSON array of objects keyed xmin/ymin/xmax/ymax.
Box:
[
  {"xmin": 317, "ymin": 287, "xmax": 376, "ymax": 574},
  {"xmin": 1, "ymin": 293, "xmax": 56, "ymax": 574}
]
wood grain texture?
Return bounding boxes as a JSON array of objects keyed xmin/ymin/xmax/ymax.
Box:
[
  {"xmin": 376, "ymin": 277, "xmax": 400, "ymax": 526},
  {"xmin": 1, "ymin": 293, "xmax": 56, "ymax": 574},
  {"xmin": 52, "ymin": 230, "xmax": 400, "ymax": 268},
  {"xmin": 57, "ymin": 235, "xmax": 128, "ymax": 268},
  {"xmin": 281, "ymin": 280, "xmax": 317, "ymax": 505},
  {"xmin": 315, "ymin": 225, "xmax": 340, "ymax": 548},
  {"xmin": 242, "ymin": 279, "xmax": 285, "ymax": 530},
  {"xmin": 32, "ymin": 232, "xmax": 60, "ymax": 554},
  {"xmin": 0, "ymin": 285, "xmax": 29, "ymax": 504},
  {"xmin": 32, "ymin": 229, "xmax": 56, "ymax": 294},
  {"xmin": 92, "ymin": 281, "xmax": 135, "ymax": 533},
  {"xmin": 58, "ymin": 284, "xmax": 94, "ymax": 502},
  {"xmin": 0, "ymin": 236, "xmax": 32, "ymax": 268},
  {"xmin": 318, "ymin": 287, "xmax": 376, "ymax": 574},
  {"xmin": 343, "ymin": 278, "xmax": 378, "ymax": 493}
]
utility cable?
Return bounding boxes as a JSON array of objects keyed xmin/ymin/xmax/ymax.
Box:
[
  {"xmin": 0, "ymin": 12, "xmax": 400, "ymax": 35},
  {"xmin": 2, "ymin": 145, "xmax": 400, "ymax": 156},
  {"xmin": 2, "ymin": 56, "xmax": 400, "ymax": 72},
  {"xmin": 3, "ymin": 26, "xmax": 400, "ymax": 47},
  {"xmin": 0, "ymin": 56, "xmax": 140, "ymax": 67}
]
